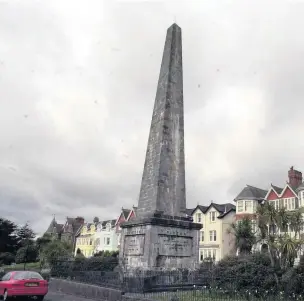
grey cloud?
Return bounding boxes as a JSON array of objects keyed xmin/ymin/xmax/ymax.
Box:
[{"xmin": 1, "ymin": 0, "xmax": 304, "ymax": 234}]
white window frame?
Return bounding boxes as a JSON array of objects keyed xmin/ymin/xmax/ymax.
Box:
[
  {"xmin": 253, "ymin": 201, "xmax": 257, "ymax": 212},
  {"xmin": 210, "ymin": 212, "xmax": 216, "ymax": 222},
  {"xmin": 245, "ymin": 200, "xmax": 252, "ymax": 212},
  {"xmin": 209, "ymin": 230, "xmax": 216, "ymax": 242},
  {"xmin": 237, "ymin": 201, "xmax": 244, "ymax": 213}
]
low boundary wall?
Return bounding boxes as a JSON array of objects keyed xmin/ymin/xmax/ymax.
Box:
[{"xmin": 48, "ymin": 278, "xmax": 157, "ymax": 301}]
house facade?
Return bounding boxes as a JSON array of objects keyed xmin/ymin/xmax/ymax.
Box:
[
  {"xmin": 74, "ymin": 223, "xmax": 96, "ymax": 257},
  {"xmin": 115, "ymin": 206, "xmax": 137, "ymax": 249},
  {"xmin": 191, "ymin": 202, "xmax": 236, "ymax": 263},
  {"xmin": 235, "ymin": 166, "xmax": 304, "ymax": 255},
  {"xmin": 45, "ymin": 217, "xmax": 64, "ymax": 239},
  {"xmin": 94, "ymin": 220, "xmax": 118, "ymax": 253},
  {"xmin": 45, "ymin": 216, "xmax": 84, "ymax": 253}
]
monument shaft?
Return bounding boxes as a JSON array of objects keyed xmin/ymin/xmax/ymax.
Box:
[
  {"xmin": 119, "ymin": 24, "xmax": 201, "ymax": 272},
  {"xmin": 137, "ymin": 24, "xmax": 186, "ymax": 218}
]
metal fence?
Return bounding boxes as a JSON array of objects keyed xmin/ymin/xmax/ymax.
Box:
[{"xmin": 50, "ymin": 260, "xmax": 304, "ymax": 301}]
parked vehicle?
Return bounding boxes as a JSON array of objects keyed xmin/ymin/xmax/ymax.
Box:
[{"xmin": 0, "ymin": 271, "xmax": 48, "ymax": 300}]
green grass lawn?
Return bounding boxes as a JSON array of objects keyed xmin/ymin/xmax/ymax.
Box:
[
  {"xmin": 144, "ymin": 291, "xmax": 252, "ymax": 301},
  {"xmin": 2, "ymin": 262, "xmax": 41, "ymax": 271}
]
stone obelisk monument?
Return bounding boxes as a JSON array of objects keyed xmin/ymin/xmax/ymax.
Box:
[{"xmin": 119, "ymin": 23, "xmax": 201, "ymax": 271}]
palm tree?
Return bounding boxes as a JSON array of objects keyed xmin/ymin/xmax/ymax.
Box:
[
  {"xmin": 278, "ymin": 234, "xmax": 300, "ymax": 269},
  {"xmin": 229, "ymin": 218, "xmax": 256, "ymax": 255},
  {"xmin": 290, "ymin": 209, "xmax": 304, "ymax": 239}
]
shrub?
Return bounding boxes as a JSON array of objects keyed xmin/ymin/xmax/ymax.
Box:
[
  {"xmin": 0, "ymin": 252, "xmax": 15, "ymax": 265},
  {"xmin": 15, "ymin": 246, "xmax": 38, "ymax": 264},
  {"xmin": 212, "ymin": 253, "xmax": 277, "ymax": 297}
]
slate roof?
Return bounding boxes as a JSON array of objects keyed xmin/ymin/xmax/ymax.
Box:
[
  {"xmin": 234, "ymin": 185, "xmax": 268, "ymax": 201},
  {"xmin": 186, "ymin": 208, "xmax": 194, "ymax": 216},
  {"xmin": 296, "ymin": 182, "xmax": 304, "ymax": 192},
  {"xmin": 101, "ymin": 219, "xmax": 116, "ymax": 228},
  {"xmin": 62, "ymin": 217, "xmax": 84, "ymax": 236},
  {"xmin": 188, "ymin": 203, "xmax": 235, "ymax": 218},
  {"xmin": 271, "ymin": 184, "xmax": 283, "ymax": 195},
  {"xmin": 45, "ymin": 217, "xmax": 63, "ymax": 234},
  {"xmin": 122, "ymin": 209, "xmax": 131, "ymax": 219}
]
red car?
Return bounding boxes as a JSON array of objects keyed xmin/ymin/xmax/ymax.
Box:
[{"xmin": 0, "ymin": 271, "xmax": 48, "ymax": 300}]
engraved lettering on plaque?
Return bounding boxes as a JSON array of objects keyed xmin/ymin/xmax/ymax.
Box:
[
  {"xmin": 124, "ymin": 234, "xmax": 145, "ymax": 256},
  {"xmin": 159, "ymin": 235, "xmax": 192, "ymax": 257}
]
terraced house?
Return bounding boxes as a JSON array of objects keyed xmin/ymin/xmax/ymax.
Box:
[
  {"xmin": 74, "ymin": 222, "xmax": 96, "ymax": 257},
  {"xmin": 94, "ymin": 219, "xmax": 117, "ymax": 253},
  {"xmin": 45, "ymin": 216, "xmax": 85, "ymax": 251},
  {"xmin": 115, "ymin": 206, "xmax": 137, "ymax": 248},
  {"xmin": 191, "ymin": 202, "xmax": 236, "ymax": 263},
  {"xmin": 235, "ymin": 166, "xmax": 304, "ymax": 254}
]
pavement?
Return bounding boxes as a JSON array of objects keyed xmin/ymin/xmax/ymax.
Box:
[{"xmin": 45, "ymin": 291, "xmax": 97, "ymax": 301}]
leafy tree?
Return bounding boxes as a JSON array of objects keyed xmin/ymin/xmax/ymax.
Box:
[
  {"xmin": 0, "ymin": 252, "xmax": 15, "ymax": 265},
  {"xmin": 229, "ymin": 218, "xmax": 256, "ymax": 255},
  {"xmin": 256, "ymin": 203, "xmax": 304, "ymax": 284},
  {"xmin": 41, "ymin": 240, "xmax": 71, "ymax": 267},
  {"xmin": 93, "ymin": 217, "xmax": 99, "ymax": 223},
  {"xmin": 15, "ymin": 245, "xmax": 38, "ymax": 264},
  {"xmin": 36, "ymin": 233, "xmax": 52, "ymax": 252},
  {"xmin": 0, "ymin": 218, "xmax": 19, "ymax": 254},
  {"xmin": 16, "ymin": 223, "xmax": 35, "ymax": 248}
]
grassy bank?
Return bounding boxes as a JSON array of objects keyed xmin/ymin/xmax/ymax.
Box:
[{"xmin": 2, "ymin": 262, "xmax": 41, "ymax": 271}]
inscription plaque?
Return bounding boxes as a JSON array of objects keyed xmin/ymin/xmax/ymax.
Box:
[
  {"xmin": 159, "ymin": 235, "xmax": 192, "ymax": 257},
  {"xmin": 124, "ymin": 234, "xmax": 145, "ymax": 256}
]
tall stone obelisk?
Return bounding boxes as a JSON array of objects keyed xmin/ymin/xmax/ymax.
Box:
[
  {"xmin": 136, "ymin": 23, "xmax": 186, "ymax": 219},
  {"xmin": 119, "ymin": 24, "xmax": 201, "ymax": 271}
]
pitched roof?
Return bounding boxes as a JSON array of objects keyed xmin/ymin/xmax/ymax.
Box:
[
  {"xmin": 100, "ymin": 219, "xmax": 116, "ymax": 228},
  {"xmin": 271, "ymin": 184, "xmax": 283, "ymax": 194},
  {"xmin": 63, "ymin": 217, "xmax": 84, "ymax": 235},
  {"xmin": 45, "ymin": 217, "xmax": 63, "ymax": 234},
  {"xmin": 186, "ymin": 208, "xmax": 194, "ymax": 216},
  {"xmin": 122, "ymin": 209, "xmax": 131, "ymax": 219},
  {"xmin": 189, "ymin": 203, "xmax": 235, "ymax": 218},
  {"xmin": 234, "ymin": 185, "xmax": 267, "ymax": 201},
  {"xmin": 296, "ymin": 182, "xmax": 304, "ymax": 192}
]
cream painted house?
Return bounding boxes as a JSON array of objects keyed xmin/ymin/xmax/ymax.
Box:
[
  {"xmin": 191, "ymin": 203, "xmax": 236, "ymax": 263},
  {"xmin": 94, "ymin": 220, "xmax": 118, "ymax": 253}
]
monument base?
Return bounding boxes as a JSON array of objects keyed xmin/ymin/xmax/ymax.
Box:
[{"xmin": 119, "ymin": 215, "xmax": 202, "ymax": 273}]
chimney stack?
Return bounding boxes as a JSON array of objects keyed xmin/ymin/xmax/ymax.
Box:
[
  {"xmin": 75, "ymin": 216, "xmax": 85, "ymax": 224},
  {"xmin": 288, "ymin": 166, "xmax": 302, "ymax": 188}
]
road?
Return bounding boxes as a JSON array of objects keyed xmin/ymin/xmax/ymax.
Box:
[{"xmin": 45, "ymin": 291, "xmax": 97, "ymax": 301}]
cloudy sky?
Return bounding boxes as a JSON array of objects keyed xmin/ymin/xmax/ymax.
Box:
[{"xmin": 1, "ymin": 0, "xmax": 304, "ymax": 234}]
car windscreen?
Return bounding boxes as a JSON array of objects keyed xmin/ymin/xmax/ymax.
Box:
[{"xmin": 13, "ymin": 271, "xmax": 43, "ymax": 280}]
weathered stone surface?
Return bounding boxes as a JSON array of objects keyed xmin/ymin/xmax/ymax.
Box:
[
  {"xmin": 158, "ymin": 235, "xmax": 192, "ymax": 257},
  {"xmin": 137, "ymin": 23, "xmax": 186, "ymax": 218},
  {"xmin": 124, "ymin": 234, "xmax": 145, "ymax": 256},
  {"xmin": 49, "ymin": 278, "xmax": 122, "ymax": 301},
  {"xmin": 119, "ymin": 24, "xmax": 201, "ymax": 272},
  {"xmin": 120, "ymin": 223, "xmax": 200, "ymax": 271}
]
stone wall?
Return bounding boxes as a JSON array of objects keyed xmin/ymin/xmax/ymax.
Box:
[
  {"xmin": 48, "ymin": 278, "xmax": 157, "ymax": 301},
  {"xmin": 49, "ymin": 278, "xmax": 122, "ymax": 301}
]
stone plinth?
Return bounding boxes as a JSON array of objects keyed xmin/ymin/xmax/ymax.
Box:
[{"xmin": 119, "ymin": 216, "xmax": 201, "ymax": 272}]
